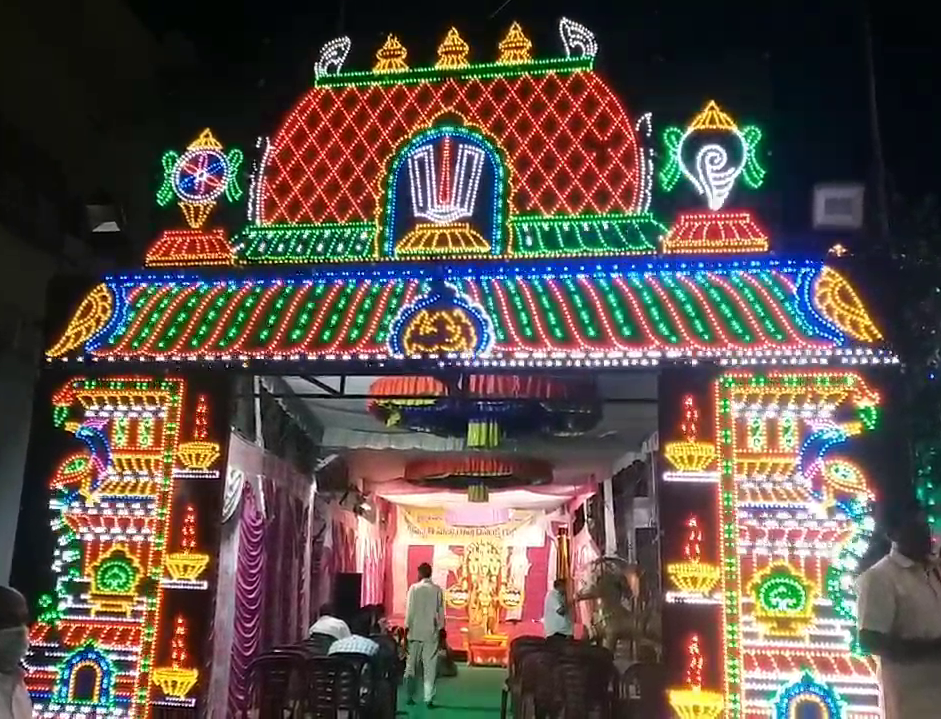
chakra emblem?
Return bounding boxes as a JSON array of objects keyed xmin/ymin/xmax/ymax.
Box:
[{"xmin": 157, "ymin": 129, "xmax": 243, "ymax": 229}]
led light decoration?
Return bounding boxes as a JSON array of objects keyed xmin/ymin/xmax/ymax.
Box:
[
  {"xmin": 374, "ymin": 35, "xmax": 409, "ymax": 72},
  {"xmin": 26, "ymin": 377, "xmax": 224, "ymax": 719},
  {"xmin": 668, "ymin": 635, "xmax": 724, "ymax": 719},
  {"xmin": 177, "ymin": 394, "xmax": 220, "ymax": 470},
  {"xmin": 165, "ymin": 505, "xmax": 209, "ymax": 584},
  {"xmin": 749, "ymin": 562, "xmax": 817, "ymax": 637},
  {"xmin": 156, "ymin": 129, "xmax": 243, "ymax": 229},
  {"xmin": 55, "ymin": 645, "xmax": 116, "ymax": 705},
  {"xmin": 662, "ymin": 211, "xmax": 769, "ymax": 255},
  {"xmin": 436, "ymin": 28, "xmax": 470, "ymax": 69},
  {"xmin": 697, "ymin": 371, "xmax": 883, "ymax": 718},
  {"xmin": 383, "ymin": 123, "xmax": 506, "ymax": 257},
  {"xmin": 558, "ymin": 17, "xmax": 598, "ymax": 59},
  {"xmin": 47, "ymin": 283, "xmax": 115, "ymax": 358},
  {"xmin": 144, "ymin": 228, "xmax": 235, "ymax": 267},
  {"xmin": 497, "ymin": 23, "xmax": 532, "ymax": 64},
  {"xmin": 259, "ymin": 27, "xmax": 638, "ymax": 226},
  {"xmin": 660, "ymin": 101, "xmax": 768, "ymax": 255},
  {"xmin": 389, "ymin": 281, "xmax": 494, "ymax": 357},
  {"xmin": 46, "ymin": 259, "xmax": 895, "ymax": 365},
  {"xmin": 667, "ymin": 516, "xmax": 720, "ymax": 595},
  {"xmin": 660, "ymin": 101, "xmax": 765, "ymax": 209},
  {"xmin": 315, "ymin": 36, "xmax": 351, "ymax": 80},
  {"xmin": 825, "ymin": 500, "xmax": 874, "ymax": 629},
  {"xmin": 152, "ymin": 616, "xmax": 199, "ymax": 700},
  {"xmin": 772, "ymin": 673, "xmax": 846, "ymax": 719},
  {"xmin": 811, "ymin": 266, "xmax": 883, "ymax": 342},
  {"xmin": 664, "ymin": 396, "xmax": 717, "ymax": 472},
  {"xmin": 634, "ymin": 112, "xmax": 655, "ymax": 213}
]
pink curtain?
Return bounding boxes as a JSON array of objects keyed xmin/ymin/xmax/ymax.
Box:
[
  {"xmin": 227, "ymin": 483, "xmax": 265, "ymax": 717},
  {"xmin": 571, "ymin": 527, "xmax": 601, "ymax": 629}
]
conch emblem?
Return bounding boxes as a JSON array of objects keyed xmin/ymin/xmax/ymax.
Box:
[{"xmin": 660, "ymin": 100, "xmax": 766, "ymax": 211}]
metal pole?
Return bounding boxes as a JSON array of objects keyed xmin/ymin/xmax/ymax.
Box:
[
  {"xmin": 863, "ymin": 1, "xmax": 891, "ymax": 241},
  {"xmin": 237, "ymin": 391, "xmax": 659, "ymax": 403}
]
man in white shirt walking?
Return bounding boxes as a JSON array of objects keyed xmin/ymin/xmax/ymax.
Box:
[
  {"xmin": 856, "ymin": 508, "xmax": 941, "ymax": 718},
  {"xmin": 404, "ymin": 563, "xmax": 444, "ymax": 708},
  {"xmin": 542, "ymin": 579, "xmax": 574, "ymax": 638}
]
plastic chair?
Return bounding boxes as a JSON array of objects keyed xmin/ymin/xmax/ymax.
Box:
[
  {"xmin": 247, "ymin": 652, "xmax": 303, "ymax": 719},
  {"xmin": 551, "ymin": 655, "xmax": 617, "ymax": 719},
  {"xmin": 299, "ymin": 653, "xmax": 377, "ymax": 719},
  {"xmin": 620, "ymin": 662, "xmax": 666, "ymax": 718},
  {"xmin": 501, "ymin": 637, "xmax": 548, "ymax": 719},
  {"xmin": 513, "ymin": 650, "xmax": 558, "ymax": 719},
  {"xmin": 303, "ymin": 632, "xmax": 338, "ymax": 656}
]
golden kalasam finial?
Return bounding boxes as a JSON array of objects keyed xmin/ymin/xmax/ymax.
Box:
[
  {"xmin": 497, "ymin": 22, "xmax": 532, "ymax": 64},
  {"xmin": 689, "ymin": 100, "xmax": 738, "ymax": 131},
  {"xmin": 436, "ymin": 27, "xmax": 470, "ymax": 69},
  {"xmin": 374, "ymin": 35, "xmax": 409, "ymax": 72}
]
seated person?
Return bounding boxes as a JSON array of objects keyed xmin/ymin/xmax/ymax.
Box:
[
  {"xmin": 328, "ymin": 616, "xmax": 379, "ymax": 657},
  {"xmin": 308, "ymin": 603, "xmax": 351, "ymax": 640},
  {"xmin": 369, "ymin": 603, "xmax": 390, "ymax": 635},
  {"xmin": 436, "ymin": 629, "xmax": 458, "ymax": 678}
]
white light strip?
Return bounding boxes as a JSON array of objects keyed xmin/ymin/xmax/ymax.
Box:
[{"xmin": 663, "ymin": 471, "xmax": 719, "ymax": 483}]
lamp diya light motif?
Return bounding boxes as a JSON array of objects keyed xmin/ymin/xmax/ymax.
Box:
[
  {"xmin": 666, "ymin": 515, "xmax": 720, "ymax": 596},
  {"xmin": 177, "ymin": 395, "xmax": 221, "ymax": 470},
  {"xmin": 153, "ymin": 616, "xmax": 199, "ymax": 699},
  {"xmin": 165, "ymin": 505, "xmax": 209, "ymax": 583},
  {"xmin": 663, "ymin": 395, "xmax": 717, "ymax": 472},
  {"xmin": 668, "ymin": 635, "xmax": 724, "ymax": 719}
]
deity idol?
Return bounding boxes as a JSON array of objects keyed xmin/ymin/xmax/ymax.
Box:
[{"xmin": 447, "ymin": 540, "xmax": 522, "ymax": 637}]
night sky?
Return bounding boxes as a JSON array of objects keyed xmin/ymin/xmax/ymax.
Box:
[{"xmin": 128, "ymin": 0, "xmax": 940, "ymax": 250}]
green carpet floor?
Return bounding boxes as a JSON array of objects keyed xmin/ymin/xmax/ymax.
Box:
[{"xmin": 398, "ymin": 665, "xmax": 505, "ymax": 717}]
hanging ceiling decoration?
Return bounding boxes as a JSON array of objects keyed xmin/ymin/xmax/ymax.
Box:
[
  {"xmin": 367, "ymin": 374, "xmax": 602, "ymax": 448},
  {"xmin": 403, "ymin": 455, "xmax": 554, "ymax": 502}
]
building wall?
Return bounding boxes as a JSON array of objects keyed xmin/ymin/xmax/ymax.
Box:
[
  {"xmin": 0, "ymin": 226, "xmax": 56, "ymax": 582},
  {"xmin": 0, "ymin": 0, "xmax": 171, "ymax": 581}
]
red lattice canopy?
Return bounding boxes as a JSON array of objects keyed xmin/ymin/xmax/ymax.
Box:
[{"xmin": 260, "ymin": 71, "xmax": 641, "ymax": 224}]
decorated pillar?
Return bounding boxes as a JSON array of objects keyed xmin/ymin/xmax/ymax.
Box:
[
  {"xmin": 22, "ymin": 376, "xmax": 230, "ymax": 719},
  {"xmin": 660, "ymin": 372, "xmax": 884, "ymax": 718}
]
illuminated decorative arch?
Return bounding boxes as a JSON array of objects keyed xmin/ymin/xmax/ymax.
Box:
[
  {"xmin": 55, "ymin": 645, "xmax": 115, "ymax": 705},
  {"xmin": 772, "ymin": 672, "xmax": 845, "ymax": 719}
]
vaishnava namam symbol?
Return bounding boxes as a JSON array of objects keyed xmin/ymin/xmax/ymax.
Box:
[{"xmin": 408, "ymin": 135, "xmax": 485, "ymax": 224}]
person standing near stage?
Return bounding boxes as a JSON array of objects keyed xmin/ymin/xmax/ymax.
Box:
[
  {"xmin": 542, "ymin": 579, "xmax": 574, "ymax": 639},
  {"xmin": 404, "ymin": 563, "xmax": 444, "ymax": 708},
  {"xmin": 856, "ymin": 508, "xmax": 941, "ymax": 718},
  {"xmin": 0, "ymin": 586, "xmax": 32, "ymax": 719}
]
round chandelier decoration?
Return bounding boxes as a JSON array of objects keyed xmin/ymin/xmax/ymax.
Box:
[
  {"xmin": 403, "ymin": 455, "xmax": 554, "ymax": 502},
  {"xmin": 368, "ymin": 374, "xmax": 601, "ymax": 448}
]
